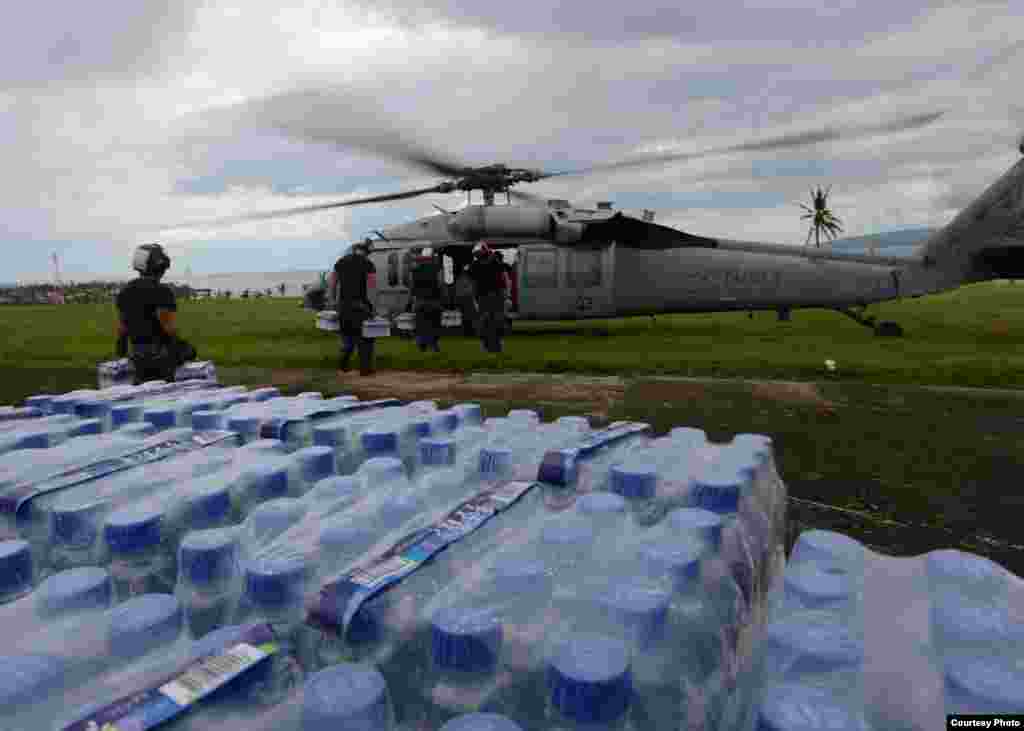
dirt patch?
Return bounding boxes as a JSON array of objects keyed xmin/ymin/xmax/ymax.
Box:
[
  {"xmin": 630, "ymin": 381, "xmax": 709, "ymax": 404},
  {"xmin": 750, "ymin": 381, "xmax": 835, "ymax": 409}
]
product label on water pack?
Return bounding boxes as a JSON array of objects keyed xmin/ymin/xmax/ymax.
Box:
[
  {"xmin": 537, "ymin": 421, "xmax": 651, "ymax": 486},
  {"xmin": 0, "ymin": 429, "xmax": 240, "ymax": 518},
  {"xmin": 260, "ymin": 398, "xmax": 402, "ymax": 441},
  {"xmin": 62, "ymin": 624, "xmax": 278, "ymax": 731},
  {"xmin": 309, "ymin": 480, "xmax": 537, "ymax": 635}
]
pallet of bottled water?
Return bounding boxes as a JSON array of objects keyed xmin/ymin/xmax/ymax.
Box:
[
  {"xmin": 0, "ymin": 390, "xmax": 800, "ymax": 731},
  {"xmin": 745, "ymin": 530, "xmax": 1024, "ymax": 729}
]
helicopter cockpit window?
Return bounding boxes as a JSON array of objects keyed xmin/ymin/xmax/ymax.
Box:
[
  {"xmin": 567, "ymin": 249, "xmax": 602, "ymax": 288},
  {"xmin": 387, "ymin": 252, "xmax": 399, "ymax": 287},
  {"xmin": 523, "ymin": 249, "xmax": 558, "ymax": 288}
]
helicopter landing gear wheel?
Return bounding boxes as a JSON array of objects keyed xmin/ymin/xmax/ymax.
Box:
[{"xmin": 874, "ymin": 321, "xmax": 904, "ymax": 337}]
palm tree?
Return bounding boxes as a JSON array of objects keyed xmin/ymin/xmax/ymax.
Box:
[{"xmin": 800, "ymin": 186, "xmax": 843, "ymax": 248}]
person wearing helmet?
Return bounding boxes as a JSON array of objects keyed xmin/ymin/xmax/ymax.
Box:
[
  {"xmin": 410, "ymin": 249, "xmax": 443, "ymax": 353},
  {"xmin": 329, "ymin": 238, "xmax": 377, "ymax": 375},
  {"xmin": 467, "ymin": 242, "xmax": 509, "ymax": 353},
  {"xmin": 115, "ymin": 243, "xmax": 197, "ymax": 384}
]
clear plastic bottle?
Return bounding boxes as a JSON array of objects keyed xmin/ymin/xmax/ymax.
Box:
[
  {"xmin": 104, "ymin": 504, "xmax": 175, "ymax": 600},
  {"xmin": 47, "ymin": 497, "xmax": 109, "ymax": 574},
  {"xmin": 144, "ymin": 406, "xmax": 179, "ymax": 432},
  {"xmin": 177, "ymin": 527, "xmax": 241, "ymax": 640},
  {"xmin": 192, "ymin": 409, "xmax": 225, "ymax": 431},
  {"xmin": 0, "ymin": 539, "xmax": 34, "ymax": 604},
  {"xmin": 753, "ymin": 682, "xmax": 871, "ymax": 731},
  {"xmin": 545, "ymin": 632, "xmax": 637, "ymax": 730},
  {"xmin": 232, "ymin": 458, "xmax": 294, "ymax": 519},
  {"xmin": 291, "ymin": 446, "xmax": 337, "ymax": 493},
  {"xmin": 227, "ymin": 414, "xmax": 263, "ymax": 445}
]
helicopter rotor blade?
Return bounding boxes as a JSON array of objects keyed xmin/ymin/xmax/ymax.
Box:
[
  {"xmin": 241, "ymin": 87, "xmax": 471, "ymax": 179},
  {"xmin": 150, "ymin": 184, "xmax": 450, "ymax": 233},
  {"xmin": 537, "ymin": 110, "xmax": 946, "ymax": 181}
]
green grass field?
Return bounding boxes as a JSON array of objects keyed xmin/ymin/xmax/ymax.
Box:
[
  {"xmin": 1, "ymin": 282, "xmax": 1022, "ymax": 574},
  {"xmin": 3, "ymin": 280, "xmax": 1024, "ymax": 391}
]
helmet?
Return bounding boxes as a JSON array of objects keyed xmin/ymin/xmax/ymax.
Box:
[
  {"xmin": 353, "ymin": 238, "xmax": 373, "ymax": 255},
  {"xmin": 474, "ymin": 242, "xmax": 493, "ymax": 259},
  {"xmin": 132, "ymin": 243, "xmax": 171, "ymax": 278}
]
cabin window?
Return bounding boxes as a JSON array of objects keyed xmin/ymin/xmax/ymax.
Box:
[
  {"xmin": 523, "ymin": 248, "xmax": 558, "ymax": 288},
  {"xmin": 387, "ymin": 252, "xmax": 399, "ymax": 287},
  {"xmin": 567, "ymin": 249, "xmax": 602, "ymax": 288}
]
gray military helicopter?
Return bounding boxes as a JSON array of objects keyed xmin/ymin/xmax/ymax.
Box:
[{"xmin": 165, "ymin": 108, "xmax": 1024, "ymax": 338}]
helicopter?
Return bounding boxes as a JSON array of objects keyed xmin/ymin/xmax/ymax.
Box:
[{"xmin": 161, "ymin": 96, "xmax": 1024, "ymax": 339}]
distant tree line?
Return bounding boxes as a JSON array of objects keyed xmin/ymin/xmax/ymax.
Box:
[{"xmin": 0, "ymin": 280, "xmax": 297, "ymax": 305}]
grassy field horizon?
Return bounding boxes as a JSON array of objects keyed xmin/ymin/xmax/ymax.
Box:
[{"xmin": 1, "ymin": 282, "xmax": 1022, "ymax": 574}]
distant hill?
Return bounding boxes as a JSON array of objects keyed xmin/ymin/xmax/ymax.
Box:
[{"xmin": 829, "ymin": 227, "xmax": 937, "ymax": 256}]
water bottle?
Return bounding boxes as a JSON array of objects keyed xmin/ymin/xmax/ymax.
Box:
[
  {"xmin": 232, "ymin": 458, "xmax": 294, "ymax": 519},
  {"xmin": 24, "ymin": 394, "xmax": 55, "ymax": 414},
  {"xmin": 0, "ymin": 538, "xmax": 34, "ymax": 604},
  {"xmin": 240, "ymin": 499, "xmax": 310, "ymax": 563},
  {"xmin": 234, "ymin": 555, "xmax": 312, "ymax": 706},
  {"xmin": 925, "ymin": 549, "xmax": 1011, "ymax": 603},
  {"xmin": 192, "ymin": 409, "xmax": 225, "ymax": 431},
  {"xmin": 104, "ymin": 504, "xmax": 176, "ymax": 600},
  {"xmin": 178, "ymin": 527, "xmax": 241, "ymax": 639},
  {"xmin": 452, "ymin": 403, "xmax": 484, "ymax": 427},
  {"xmin": 312, "ymin": 420, "xmax": 357, "ymax": 475},
  {"xmin": 303, "ymin": 475, "xmax": 362, "ymax": 518},
  {"xmin": 291, "ymin": 446, "xmax": 337, "ymax": 492},
  {"xmin": 227, "ymin": 414, "xmax": 263, "ymax": 444},
  {"xmin": 441, "ymin": 713, "xmax": 523, "ymax": 731},
  {"xmin": 145, "ymin": 406, "xmax": 180, "ymax": 432},
  {"xmin": 0, "ymin": 566, "xmax": 111, "ymax": 642},
  {"xmin": 544, "ymin": 632, "xmax": 638, "ymax": 730},
  {"xmin": 242, "ymin": 438, "xmax": 290, "ymax": 456},
  {"xmin": 48, "ymin": 497, "xmax": 109, "ymax": 574},
  {"xmin": 790, "ymin": 530, "xmax": 867, "ymax": 575},
  {"xmin": 0, "ymin": 593, "xmax": 183, "ymax": 729},
  {"xmin": 111, "ymin": 402, "xmax": 145, "ymax": 429},
  {"xmin": 609, "ymin": 461, "xmax": 661, "ymax": 526}
]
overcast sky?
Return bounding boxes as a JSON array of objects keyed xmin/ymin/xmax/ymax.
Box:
[{"xmin": 3, "ymin": 0, "xmax": 1022, "ymax": 282}]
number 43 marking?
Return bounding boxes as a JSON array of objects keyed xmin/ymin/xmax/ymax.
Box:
[{"xmin": 575, "ymin": 296, "xmax": 593, "ymax": 311}]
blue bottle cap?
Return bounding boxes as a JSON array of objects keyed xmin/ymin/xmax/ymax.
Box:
[
  {"xmin": 24, "ymin": 395, "xmax": 54, "ymax": 412},
  {"xmin": 144, "ymin": 408, "xmax": 176, "ymax": 430},
  {"xmin": 926, "ymin": 549, "xmax": 1008, "ymax": 591},
  {"xmin": 70, "ymin": 418, "xmax": 103, "ymax": 437},
  {"xmin": 537, "ymin": 449, "xmax": 576, "ymax": 486},
  {"xmin": 298, "ymin": 392, "xmax": 323, "ymax": 400},
  {"xmin": 227, "ymin": 415, "xmax": 261, "ymax": 434},
  {"xmin": 432, "ymin": 410, "xmax": 460, "ymax": 433},
  {"xmin": 944, "ymin": 655, "xmax": 1024, "ymax": 713},
  {"xmin": 50, "ymin": 395, "xmax": 80, "ymax": 414},
  {"xmin": 179, "ymin": 529, "xmax": 238, "ymax": 586},
  {"xmin": 17, "ymin": 428, "xmax": 52, "ymax": 449},
  {"xmin": 441, "ymin": 714, "xmax": 524, "ymax": 731},
  {"xmin": 490, "ymin": 557, "xmax": 551, "ymax": 596},
  {"xmin": 36, "ymin": 567, "xmax": 111, "ymax": 615},
  {"xmin": 108, "ymin": 593, "xmax": 182, "ymax": 658},
  {"xmin": 0, "ymin": 540, "xmax": 33, "ymax": 598},
  {"xmin": 576, "ymin": 492, "xmax": 627, "ymax": 516},
  {"xmin": 381, "ymin": 492, "xmax": 421, "ymax": 522},
  {"xmin": 639, "ymin": 539, "xmax": 702, "ymax": 589},
  {"xmin": 309, "ymin": 475, "xmax": 360, "ymax": 504},
  {"xmin": 318, "ymin": 523, "xmax": 374, "ymax": 556},
  {"xmin": 453, "ymin": 403, "xmax": 484, "ymax": 426},
  {"xmin": 756, "ymin": 683, "xmax": 865, "ymax": 731},
  {"xmin": 244, "ymin": 556, "xmax": 308, "ymax": 609},
  {"xmin": 50, "ymin": 500, "xmax": 104, "ymax": 548},
  {"xmin": 302, "ymin": 663, "xmax": 392, "ymax": 731},
  {"xmin": 408, "ymin": 419, "xmax": 432, "ymax": 439},
  {"xmin": 360, "ymin": 457, "xmax": 406, "ymax": 485},
  {"xmin": 0, "ymin": 654, "xmax": 66, "ymax": 705},
  {"xmin": 791, "ymin": 530, "xmax": 865, "ymax": 569},
  {"xmin": 600, "ymin": 583, "xmax": 671, "ymax": 648},
  {"xmin": 541, "ymin": 517, "xmax": 596, "ymax": 549},
  {"xmin": 313, "ymin": 423, "xmax": 349, "ymax": 448},
  {"xmin": 248, "ymin": 498, "xmax": 308, "ymax": 537},
  {"xmin": 765, "ymin": 615, "xmax": 864, "ymax": 674},
  {"xmin": 420, "ymin": 438, "xmax": 456, "ymax": 467},
  {"xmin": 104, "ymin": 505, "xmax": 163, "ymax": 554},
  {"xmin": 548, "ymin": 633, "xmax": 632, "ymax": 724},
  {"xmin": 191, "ymin": 410, "xmax": 223, "ymax": 432},
  {"xmin": 249, "ymin": 387, "xmax": 281, "ymax": 402},
  {"xmin": 184, "ymin": 483, "xmax": 232, "ymax": 531},
  {"xmin": 119, "ymin": 422, "xmax": 156, "ymax": 439},
  {"xmin": 783, "ymin": 563, "xmax": 855, "ymax": 608},
  {"xmin": 110, "ymin": 403, "xmax": 143, "ymax": 428},
  {"xmin": 479, "ymin": 447, "xmax": 513, "ymax": 479},
  {"xmin": 75, "ymin": 399, "xmax": 111, "ymax": 421},
  {"xmin": 431, "ymin": 605, "xmax": 502, "ymax": 673},
  {"xmin": 295, "ymin": 446, "xmax": 336, "ymax": 485},
  {"xmin": 610, "ymin": 463, "xmax": 658, "ymax": 500},
  {"xmin": 361, "ymin": 429, "xmax": 399, "ymax": 456},
  {"xmin": 241, "ymin": 438, "xmax": 287, "ymax": 455},
  {"xmin": 691, "ymin": 461, "xmax": 744, "ymax": 514}
]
